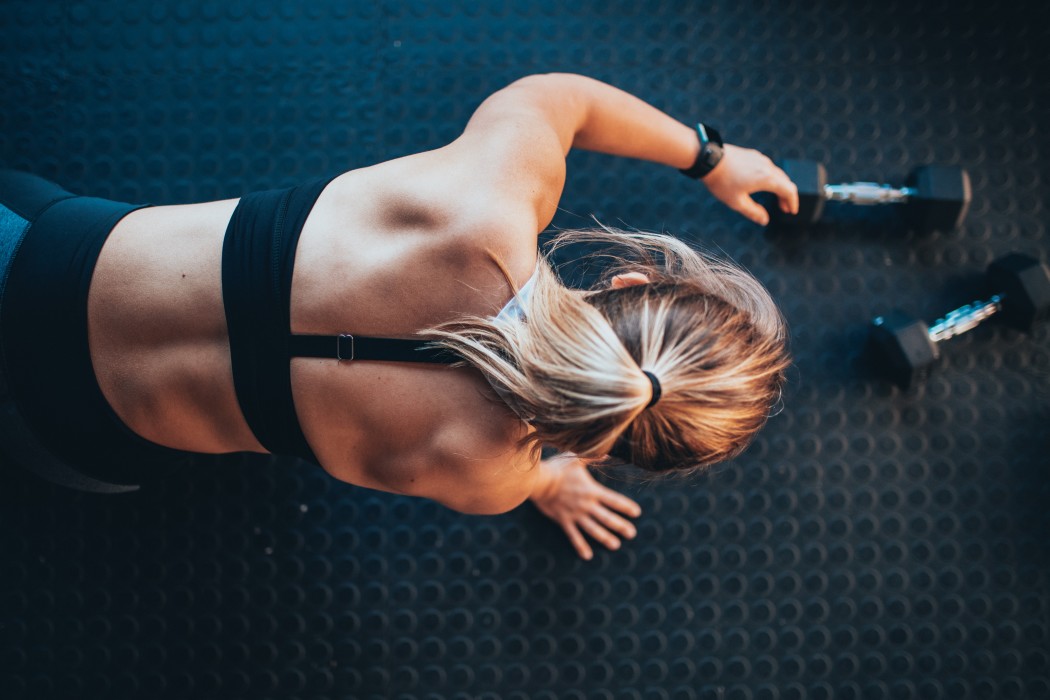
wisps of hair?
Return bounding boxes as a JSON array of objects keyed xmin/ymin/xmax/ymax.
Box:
[{"xmin": 419, "ymin": 227, "xmax": 790, "ymax": 475}]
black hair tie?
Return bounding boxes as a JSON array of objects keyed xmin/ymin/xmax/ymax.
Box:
[{"xmin": 642, "ymin": 370, "xmax": 662, "ymax": 409}]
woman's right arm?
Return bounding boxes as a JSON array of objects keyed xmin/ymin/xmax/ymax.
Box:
[{"xmin": 529, "ymin": 452, "xmax": 642, "ymax": 561}]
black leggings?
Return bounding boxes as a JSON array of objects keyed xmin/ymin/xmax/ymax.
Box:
[{"xmin": 0, "ymin": 170, "xmax": 188, "ymax": 492}]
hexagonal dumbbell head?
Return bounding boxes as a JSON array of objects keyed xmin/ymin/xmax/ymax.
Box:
[
  {"xmin": 766, "ymin": 159, "xmax": 826, "ymax": 227},
  {"xmin": 987, "ymin": 253, "xmax": 1050, "ymax": 332},
  {"xmin": 869, "ymin": 310, "xmax": 939, "ymax": 388},
  {"xmin": 905, "ymin": 165, "xmax": 971, "ymax": 233}
]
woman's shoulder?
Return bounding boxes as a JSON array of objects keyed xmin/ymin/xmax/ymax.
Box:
[
  {"xmin": 326, "ymin": 374, "xmax": 536, "ymax": 516},
  {"xmin": 421, "ymin": 410, "xmax": 539, "ymax": 516},
  {"xmin": 317, "ymin": 163, "xmax": 539, "ymax": 282}
]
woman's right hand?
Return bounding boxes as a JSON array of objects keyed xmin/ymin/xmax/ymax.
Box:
[
  {"xmin": 529, "ymin": 453, "xmax": 642, "ymax": 560},
  {"xmin": 702, "ymin": 143, "xmax": 800, "ymax": 226}
]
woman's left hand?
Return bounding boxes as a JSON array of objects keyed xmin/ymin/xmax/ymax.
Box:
[
  {"xmin": 702, "ymin": 143, "xmax": 800, "ymax": 226},
  {"xmin": 530, "ymin": 453, "xmax": 642, "ymax": 560}
]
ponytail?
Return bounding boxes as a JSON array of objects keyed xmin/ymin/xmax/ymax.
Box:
[{"xmin": 420, "ymin": 227, "xmax": 790, "ymax": 473}]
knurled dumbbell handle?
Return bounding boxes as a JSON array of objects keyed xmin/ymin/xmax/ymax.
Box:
[
  {"xmin": 824, "ymin": 182, "xmax": 918, "ymax": 205},
  {"xmin": 927, "ymin": 295, "xmax": 1003, "ymax": 343}
]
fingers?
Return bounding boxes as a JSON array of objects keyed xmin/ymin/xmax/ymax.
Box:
[
  {"xmin": 592, "ymin": 504, "xmax": 637, "ymax": 541},
  {"xmin": 600, "ymin": 488, "xmax": 642, "ymax": 518},
  {"xmin": 733, "ymin": 194, "xmax": 772, "ymax": 227},
  {"xmin": 737, "ymin": 160, "xmax": 799, "ymax": 225},
  {"xmin": 767, "ymin": 167, "xmax": 800, "ymax": 215},
  {"xmin": 561, "ymin": 520, "xmax": 594, "ymax": 561},
  {"xmin": 578, "ymin": 515, "xmax": 623, "ymax": 552},
  {"xmin": 562, "ymin": 503, "xmax": 640, "ymax": 561},
  {"xmin": 785, "ymin": 182, "xmax": 799, "ymax": 214}
]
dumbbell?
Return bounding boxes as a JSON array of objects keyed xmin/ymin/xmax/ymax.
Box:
[
  {"xmin": 868, "ymin": 253, "xmax": 1050, "ymax": 388},
  {"xmin": 769, "ymin": 160, "xmax": 972, "ymax": 233}
]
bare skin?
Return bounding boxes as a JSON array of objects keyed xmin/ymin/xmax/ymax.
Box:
[{"xmin": 86, "ymin": 73, "xmax": 798, "ymax": 556}]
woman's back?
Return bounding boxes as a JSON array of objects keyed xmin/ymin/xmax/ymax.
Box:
[{"xmin": 88, "ymin": 148, "xmax": 540, "ymax": 510}]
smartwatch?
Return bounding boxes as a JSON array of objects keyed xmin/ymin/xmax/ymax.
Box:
[{"xmin": 678, "ymin": 123, "xmax": 725, "ymax": 180}]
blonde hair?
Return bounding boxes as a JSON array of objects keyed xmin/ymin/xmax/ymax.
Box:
[{"xmin": 421, "ymin": 228, "xmax": 790, "ymax": 475}]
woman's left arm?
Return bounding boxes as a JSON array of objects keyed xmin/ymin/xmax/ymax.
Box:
[{"xmin": 454, "ymin": 73, "xmax": 798, "ymax": 227}]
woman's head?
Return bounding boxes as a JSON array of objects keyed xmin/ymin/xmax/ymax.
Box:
[
  {"xmin": 423, "ymin": 227, "xmax": 790, "ymax": 476},
  {"xmin": 588, "ymin": 270, "xmax": 788, "ymax": 472}
]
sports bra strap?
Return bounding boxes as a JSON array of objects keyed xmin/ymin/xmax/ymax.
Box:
[{"xmin": 288, "ymin": 334, "xmax": 461, "ymax": 364}]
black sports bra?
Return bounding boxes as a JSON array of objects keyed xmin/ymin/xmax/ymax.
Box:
[{"xmin": 221, "ymin": 177, "xmax": 461, "ymax": 466}]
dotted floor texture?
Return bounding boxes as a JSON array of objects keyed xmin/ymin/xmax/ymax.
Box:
[{"xmin": 2, "ymin": 1, "xmax": 1049, "ymax": 699}]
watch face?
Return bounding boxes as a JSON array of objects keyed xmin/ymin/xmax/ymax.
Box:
[
  {"xmin": 679, "ymin": 123, "xmax": 726, "ymax": 179},
  {"xmin": 704, "ymin": 125, "xmax": 723, "ymax": 147},
  {"xmin": 698, "ymin": 123, "xmax": 723, "ymax": 147},
  {"xmin": 703, "ymin": 141, "xmax": 725, "ymax": 170}
]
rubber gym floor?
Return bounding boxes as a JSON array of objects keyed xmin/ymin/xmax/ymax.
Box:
[{"xmin": 1, "ymin": 1, "xmax": 1048, "ymax": 699}]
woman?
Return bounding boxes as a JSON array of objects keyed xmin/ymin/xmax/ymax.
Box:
[{"xmin": 0, "ymin": 73, "xmax": 797, "ymax": 560}]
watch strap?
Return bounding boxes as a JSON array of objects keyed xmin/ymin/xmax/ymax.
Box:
[{"xmin": 679, "ymin": 123, "xmax": 725, "ymax": 180}]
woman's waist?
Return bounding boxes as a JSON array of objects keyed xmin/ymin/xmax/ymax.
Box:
[{"xmin": 92, "ymin": 338, "xmax": 264, "ymax": 455}]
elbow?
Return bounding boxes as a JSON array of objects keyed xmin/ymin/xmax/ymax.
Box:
[
  {"xmin": 502, "ymin": 74, "xmax": 558, "ymax": 98},
  {"xmin": 444, "ymin": 489, "xmax": 530, "ymax": 516},
  {"xmin": 511, "ymin": 73, "xmax": 557, "ymax": 87},
  {"xmin": 511, "ymin": 72, "xmax": 584, "ymax": 90},
  {"xmin": 455, "ymin": 494, "xmax": 529, "ymax": 517}
]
